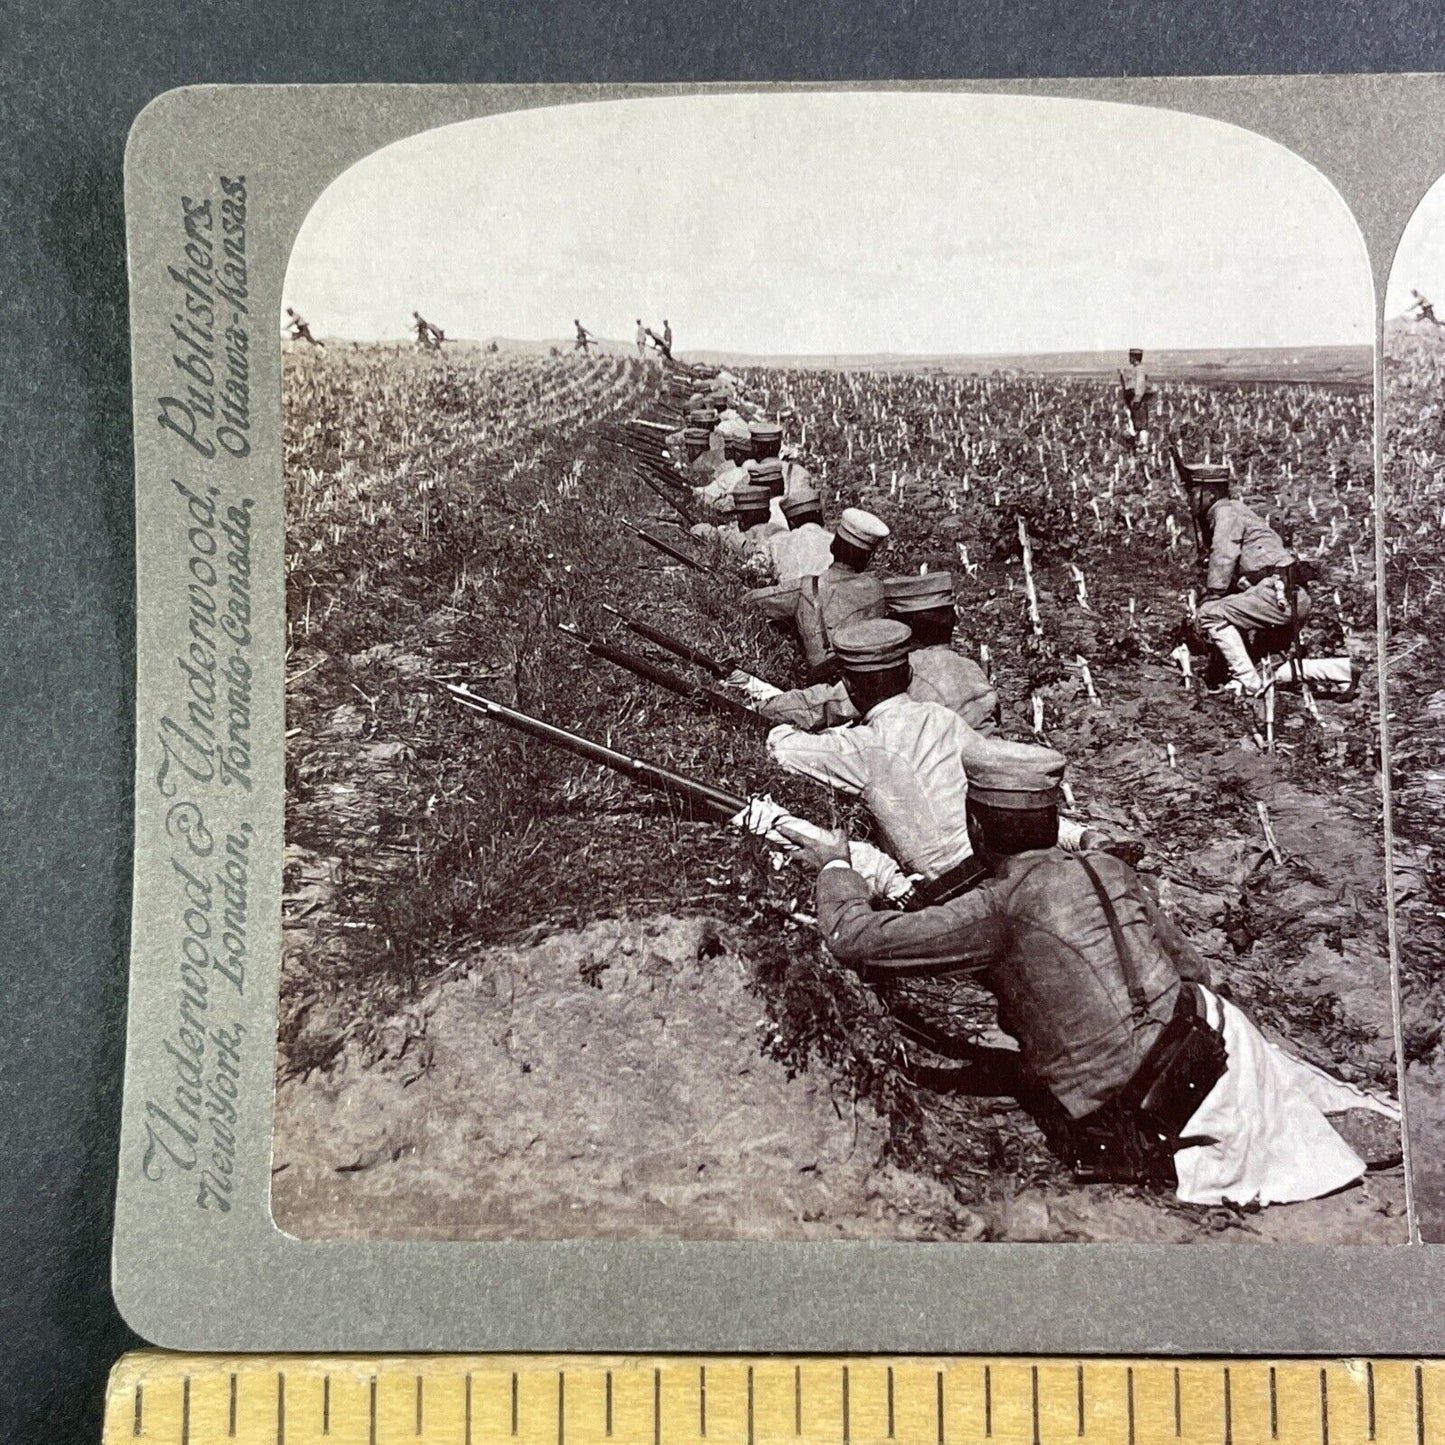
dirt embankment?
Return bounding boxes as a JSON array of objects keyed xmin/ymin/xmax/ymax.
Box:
[{"xmin": 273, "ymin": 903, "xmax": 1404, "ymax": 1244}]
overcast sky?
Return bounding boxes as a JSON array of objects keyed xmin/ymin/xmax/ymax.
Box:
[
  {"xmin": 283, "ymin": 92, "xmax": 1371, "ymax": 356},
  {"xmin": 1386, "ymin": 174, "xmax": 1445, "ymax": 318}
]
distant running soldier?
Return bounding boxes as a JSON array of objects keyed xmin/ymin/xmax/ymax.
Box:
[
  {"xmin": 1120, "ymin": 347, "xmax": 1151, "ymax": 449},
  {"xmin": 785, "ymin": 752, "xmax": 1402, "ymax": 1202},
  {"xmin": 1183, "ymin": 460, "xmax": 1356, "ymax": 697},
  {"xmin": 635, "ymin": 318, "xmax": 648, "ymax": 360},
  {"xmin": 573, "ymin": 319, "xmax": 595, "ymax": 352},
  {"xmin": 413, "ymin": 311, "xmax": 445, "ymax": 351},
  {"xmin": 1411, "ymin": 289, "xmax": 1444, "ymax": 327},
  {"xmin": 284, "ymin": 306, "xmax": 324, "ymax": 347}
]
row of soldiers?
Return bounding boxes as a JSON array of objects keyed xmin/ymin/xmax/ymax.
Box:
[{"xmin": 609, "ymin": 358, "xmax": 1395, "ymax": 1207}]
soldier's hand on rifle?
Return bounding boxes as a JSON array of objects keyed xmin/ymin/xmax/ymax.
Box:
[
  {"xmin": 775, "ymin": 822, "xmax": 853, "ymax": 871},
  {"xmin": 724, "ymin": 669, "xmax": 784, "ymax": 706}
]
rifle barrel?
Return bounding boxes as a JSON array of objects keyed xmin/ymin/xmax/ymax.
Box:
[
  {"xmin": 602, "ymin": 605, "xmax": 735, "ymax": 679},
  {"xmin": 445, "ymin": 685, "xmax": 745, "ymax": 820},
  {"xmin": 561, "ymin": 627, "xmax": 762, "ymax": 728},
  {"xmin": 620, "ymin": 520, "xmax": 712, "ymax": 573}
]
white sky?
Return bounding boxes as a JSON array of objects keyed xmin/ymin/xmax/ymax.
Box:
[
  {"xmin": 283, "ymin": 92, "xmax": 1371, "ymax": 356},
  {"xmin": 1386, "ymin": 175, "xmax": 1445, "ymax": 318}
]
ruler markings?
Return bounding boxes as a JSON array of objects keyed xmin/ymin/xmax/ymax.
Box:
[{"xmin": 99, "ymin": 1354, "xmax": 1445, "ymax": 1444}]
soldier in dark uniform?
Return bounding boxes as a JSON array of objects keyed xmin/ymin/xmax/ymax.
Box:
[
  {"xmin": 1411, "ymin": 289, "xmax": 1444, "ymax": 327},
  {"xmin": 284, "ymin": 307, "xmax": 324, "ymax": 347},
  {"xmin": 784, "ymin": 750, "xmax": 1401, "ymax": 1200},
  {"xmin": 573, "ymin": 319, "xmax": 595, "ymax": 352}
]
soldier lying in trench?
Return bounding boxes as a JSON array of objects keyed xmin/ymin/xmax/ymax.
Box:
[{"xmin": 776, "ymin": 746, "xmax": 1402, "ymax": 1206}]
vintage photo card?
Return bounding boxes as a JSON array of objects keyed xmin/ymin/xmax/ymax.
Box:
[{"xmin": 114, "ymin": 79, "xmax": 1445, "ymax": 1354}]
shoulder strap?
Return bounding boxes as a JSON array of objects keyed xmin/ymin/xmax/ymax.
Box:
[
  {"xmin": 807, "ymin": 572, "xmax": 831, "ymax": 656},
  {"xmin": 1075, "ymin": 855, "xmax": 1149, "ymax": 1019}
]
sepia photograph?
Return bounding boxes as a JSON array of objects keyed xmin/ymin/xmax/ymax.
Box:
[
  {"xmin": 269, "ymin": 91, "xmax": 1403, "ymax": 1246},
  {"xmin": 1382, "ymin": 179, "xmax": 1445, "ymax": 1243}
]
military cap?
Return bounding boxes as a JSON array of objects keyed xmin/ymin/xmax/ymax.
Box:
[
  {"xmin": 966, "ymin": 743, "xmax": 1066, "ymax": 811},
  {"xmin": 832, "ymin": 618, "xmax": 914, "ymax": 674},
  {"xmin": 835, "ymin": 507, "xmax": 891, "ymax": 552},
  {"xmin": 732, "ymin": 484, "xmax": 773, "ymax": 521},
  {"xmin": 884, "ymin": 571, "xmax": 955, "ymax": 614},
  {"xmin": 780, "ymin": 490, "xmax": 824, "ymax": 523},
  {"xmin": 748, "ymin": 417, "xmax": 783, "ymax": 439},
  {"xmin": 1180, "ymin": 461, "xmax": 1231, "ymax": 490},
  {"xmin": 751, "ymin": 456, "xmax": 785, "ymax": 492},
  {"xmin": 1128, "ymin": 347, "xmax": 1144, "ymax": 361}
]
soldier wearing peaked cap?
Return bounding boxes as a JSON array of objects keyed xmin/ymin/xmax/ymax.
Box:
[
  {"xmin": 737, "ymin": 481, "xmax": 834, "ymax": 586},
  {"xmin": 1121, "ymin": 347, "xmax": 1151, "ymax": 450},
  {"xmin": 743, "ymin": 507, "xmax": 893, "ymax": 683},
  {"xmin": 764, "ymin": 620, "xmax": 1098, "ymax": 906},
  {"xmin": 1184, "ymin": 462, "xmax": 1356, "ymax": 697},
  {"xmin": 753, "ymin": 570, "xmax": 999, "ymax": 733},
  {"xmin": 784, "ymin": 743, "xmax": 1403, "ymax": 1202}
]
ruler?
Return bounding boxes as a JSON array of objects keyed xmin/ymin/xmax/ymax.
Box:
[{"xmin": 104, "ymin": 1353, "xmax": 1444, "ymax": 1444}]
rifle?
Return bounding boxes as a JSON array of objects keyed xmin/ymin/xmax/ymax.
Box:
[
  {"xmin": 444, "ymin": 684, "xmax": 915, "ymax": 903},
  {"xmin": 557, "ymin": 624, "xmax": 765, "ymax": 728},
  {"xmin": 618, "ymin": 518, "xmax": 716, "ymax": 574},
  {"xmin": 1169, "ymin": 443, "xmax": 1205, "ymax": 564},
  {"xmin": 599, "ymin": 603, "xmax": 737, "ymax": 680},
  {"xmin": 631, "ymin": 467, "xmax": 698, "ymax": 526},
  {"xmin": 445, "ymin": 684, "xmax": 743, "ymax": 822}
]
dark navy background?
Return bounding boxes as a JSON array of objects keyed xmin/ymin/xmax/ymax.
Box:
[{"xmin": 1, "ymin": 5, "xmax": 1438, "ymax": 1440}]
